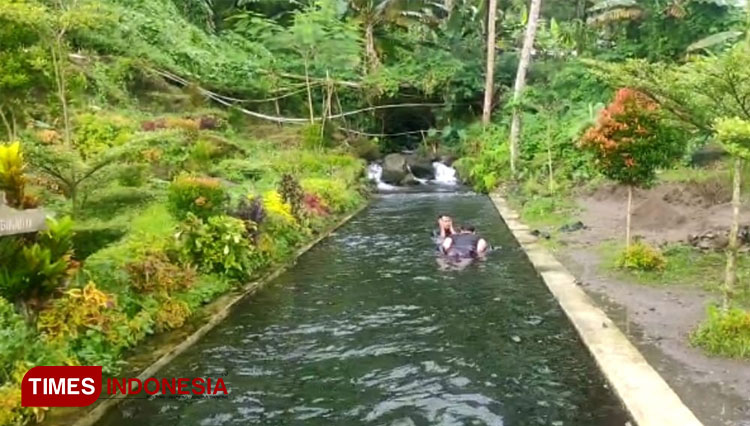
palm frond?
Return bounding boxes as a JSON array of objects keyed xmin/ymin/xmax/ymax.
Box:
[
  {"xmin": 587, "ymin": 7, "xmax": 643, "ymax": 26},
  {"xmin": 687, "ymin": 30, "xmax": 743, "ymax": 52}
]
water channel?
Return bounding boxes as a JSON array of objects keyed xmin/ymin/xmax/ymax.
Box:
[{"xmin": 98, "ymin": 190, "xmax": 628, "ymax": 426}]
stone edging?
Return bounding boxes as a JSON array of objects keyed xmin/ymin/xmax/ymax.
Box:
[
  {"xmin": 489, "ymin": 193, "xmax": 702, "ymax": 426},
  {"xmin": 71, "ymin": 203, "xmax": 368, "ymax": 426}
]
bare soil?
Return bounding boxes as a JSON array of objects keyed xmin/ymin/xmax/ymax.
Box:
[{"xmin": 553, "ymin": 181, "xmax": 750, "ymax": 426}]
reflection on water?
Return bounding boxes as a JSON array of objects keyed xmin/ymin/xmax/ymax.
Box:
[{"xmin": 98, "ymin": 192, "xmax": 628, "ymax": 426}]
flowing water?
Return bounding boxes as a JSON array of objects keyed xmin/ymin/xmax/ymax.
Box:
[{"xmin": 98, "ymin": 191, "xmax": 629, "ymax": 426}]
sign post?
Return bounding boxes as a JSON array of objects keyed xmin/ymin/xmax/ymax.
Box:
[{"xmin": 0, "ymin": 192, "xmax": 47, "ymax": 237}]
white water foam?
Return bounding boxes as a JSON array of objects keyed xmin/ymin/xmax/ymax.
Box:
[
  {"xmin": 432, "ymin": 161, "xmax": 458, "ymax": 185},
  {"xmin": 367, "ymin": 163, "xmax": 396, "ymax": 190},
  {"xmin": 368, "ymin": 161, "xmax": 458, "ymax": 190}
]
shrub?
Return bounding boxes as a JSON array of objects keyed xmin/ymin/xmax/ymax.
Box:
[
  {"xmin": 692, "ymin": 305, "xmax": 750, "ymax": 358},
  {"xmin": 72, "ymin": 224, "xmax": 128, "ymax": 260},
  {"xmin": 262, "ymin": 190, "xmax": 296, "ymax": 224},
  {"xmin": 300, "ymin": 123, "xmax": 331, "ymax": 150},
  {"xmin": 300, "ymin": 178, "xmax": 362, "ymax": 213},
  {"xmin": 176, "ymin": 214, "xmax": 266, "ymax": 280},
  {"xmin": 279, "ymin": 174, "xmax": 304, "ymax": 221},
  {"xmin": 187, "ymin": 139, "xmax": 219, "ymax": 170},
  {"xmin": 616, "ymin": 241, "xmax": 666, "ymax": 271},
  {"xmin": 303, "ymin": 193, "xmax": 330, "ymax": 217},
  {"xmin": 453, "ymin": 126, "xmax": 511, "ymax": 193},
  {"xmin": 210, "ymin": 159, "xmax": 265, "ymax": 182},
  {"xmin": 73, "ymin": 112, "xmax": 134, "ymax": 160},
  {"xmin": 117, "ymin": 163, "xmax": 150, "ymax": 187},
  {"xmin": 153, "ymin": 298, "xmax": 191, "ymax": 332},
  {"xmin": 0, "ymin": 217, "xmax": 77, "ymax": 312},
  {"xmin": 580, "ymin": 88, "xmax": 684, "ymax": 187},
  {"xmin": 230, "ymin": 196, "xmax": 265, "ymax": 239},
  {"xmin": 0, "ymin": 141, "xmax": 27, "ymax": 208},
  {"xmin": 168, "ymin": 175, "xmax": 227, "ymax": 220},
  {"xmin": 37, "ymin": 282, "xmax": 135, "ymax": 374},
  {"xmin": 164, "ymin": 117, "xmax": 200, "ymax": 133},
  {"xmin": 178, "ymin": 274, "xmax": 233, "ymax": 310},
  {"xmin": 126, "ymin": 251, "xmax": 196, "ymax": 295},
  {"xmin": 349, "ymin": 137, "xmax": 381, "ymax": 161}
]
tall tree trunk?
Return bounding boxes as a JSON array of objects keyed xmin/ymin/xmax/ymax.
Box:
[
  {"xmin": 626, "ymin": 185, "xmax": 632, "ymax": 250},
  {"xmin": 51, "ymin": 38, "xmax": 71, "ymax": 147},
  {"xmin": 481, "ymin": 0, "xmax": 498, "ymax": 126},
  {"xmin": 508, "ymin": 0, "xmax": 542, "ymax": 175},
  {"xmin": 546, "ymin": 119, "xmax": 554, "ymax": 192},
  {"xmin": 724, "ymin": 157, "xmax": 742, "ymax": 310},
  {"xmin": 444, "ymin": 0, "xmax": 454, "ymax": 18},
  {"xmin": 303, "ymin": 56, "xmax": 314, "ymax": 123},
  {"xmin": 364, "ymin": 23, "xmax": 380, "ymax": 73},
  {"xmin": 0, "ymin": 107, "xmax": 13, "ymax": 141}
]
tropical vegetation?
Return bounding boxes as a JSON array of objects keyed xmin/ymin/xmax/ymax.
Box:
[{"xmin": 1, "ymin": 0, "xmax": 750, "ymax": 422}]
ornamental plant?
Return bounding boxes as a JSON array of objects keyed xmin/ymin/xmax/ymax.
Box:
[
  {"xmin": 714, "ymin": 117, "xmax": 750, "ymax": 309},
  {"xmin": 580, "ymin": 88, "xmax": 684, "ymax": 249},
  {"xmin": 0, "ymin": 141, "xmax": 31, "ymax": 208},
  {"xmin": 176, "ymin": 214, "xmax": 267, "ymax": 280},
  {"xmin": 167, "ymin": 175, "xmax": 227, "ymax": 220},
  {"xmin": 0, "ymin": 217, "xmax": 77, "ymax": 318}
]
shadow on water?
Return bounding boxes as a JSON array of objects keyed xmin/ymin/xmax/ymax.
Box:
[{"xmin": 98, "ymin": 191, "xmax": 629, "ymax": 426}]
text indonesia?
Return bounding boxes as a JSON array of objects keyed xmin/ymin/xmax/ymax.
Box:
[{"xmin": 22, "ymin": 366, "xmax": 228, "ymax": 407}]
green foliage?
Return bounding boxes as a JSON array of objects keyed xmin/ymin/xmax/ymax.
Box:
[
  {"xmin": 72, "ymin": 0, "xmax": 273, "ymax": 94},
  {"xmin": 126, "ymin": 251, "xmax": 196, "ymax": 295},
  {"xmin": 37, "ymin": 282, "xmax": 141, "ymax": 374},
  {"xmin": 0, "ymin": 0, "xmax": 52, "ymax": 134},
  {"xmin": 73, "ymin": 112, "xmax": 135, "ymax": 160},
  {"xmin": 210, "ymin": 158, "xmax": 265, "ymax": 182},
  {"xmin": 588, "ymin": 45, "xmax": 750, "ymax": 136},
  {"xmin": 0, "ymin": 141, "xmax": 29, "ymax": 208},
  {"xmin": 715, "ymin": 117, "xmax": 750, "ymax": 159},
  {"xmin": 117, "ymin": 162, "xmax": 150, "ymax": 187},
  {"xmin": 616, "ymin": 241, "xmax": 666, "ymax": 271},
  {"xmin": 0, "ymin": 217, "xmax": 76, "ymax": 309},
  {"xmin": 177, "ymin": 213, "xmax": 266, "ymax": 280},
  {"xmin": 168, "ymin": 175, "xmax": 227, "ymax": 220},
  {"xmin": 279, "ymin": 174, "xmax": 304, "ymax": 221},
  {"xmin": 300, "ymin": 123, "xmax": 331, "ymax": 150},
  {"xmin": 72, "ymin": 223, "xmax": 127, "ymax": 259},
  {"xmin": 300, "ymin": 178, "xmax": 362, "ymax": 213},
  {"xmin": 692, "ymin": 305, "xmax": 750, "ymax": 358},
  {"xmin": 454, "ymin": 125, "xmax": 511, "ymax": 193}
]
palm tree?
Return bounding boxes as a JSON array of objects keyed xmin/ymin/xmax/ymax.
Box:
[
  {"xmin": 508, "ymin": 0, "xmax": 542, "ymax": 175},
  {"xmin": 482, "ymin": 0, "xmax": 498, "ymax": 126},
  {"xmin": 349, "ymin": 0, "xmax": 425, "ymax": 72}
]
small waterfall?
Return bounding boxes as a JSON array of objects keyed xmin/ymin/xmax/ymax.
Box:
[
  {"xmin": 368, "ymin": 161, "xmax": 458, "ymax": 189},
  {"xmin": 432, "ymin": 161, "xmax": 458, "ymax": 185},
  {"xmin": 367, "ymin": 163, "xmax": 396, "ymax": 190}
]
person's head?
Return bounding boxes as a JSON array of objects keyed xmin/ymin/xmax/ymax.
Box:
[
  {"xmin": 460, "ymin": 225, "xmax": 476, "ymax": 234},
  {"xmin": 437, "ymin": 214, "xmax": 453, "ymax": 230}
]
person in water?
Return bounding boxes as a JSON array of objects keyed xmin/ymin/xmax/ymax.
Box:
[
  {"xmin": 437, "ymin": 214, "xmax": 456, "ymax": 238},
  {"xmin": 440, "ymin": 225, "xmax": 489, "ymax": 258}
]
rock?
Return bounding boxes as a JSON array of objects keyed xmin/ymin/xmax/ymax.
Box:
[
  {"xmin": 381, "ymin": 153, "xmax": 408, "ymax": 184},
  {"xmin": 439, "ymin": 154, "xmax": 456, "ymax": 166},
  {"xmin": 559, "ymin": 221, "xmax": 586, "ymax": 233},
  {"xmin": 400, "ymin": 173, "xmax": 420, "ymax": 186},
  {"xmin": 406, "ymin": 155, "xmax": 435, "ymax": 180},
  {"xmin": 530, "ymin": 229, "xmax": 551, "ymax": 239}
]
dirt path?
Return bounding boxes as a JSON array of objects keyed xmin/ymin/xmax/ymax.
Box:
[
  {"xmin": 548, "ymin": 181, "xmax": 750, "ymax": 425},
  {"xmin": 559, "ymin": 248, "xmax": 750, "ymax": 426}
]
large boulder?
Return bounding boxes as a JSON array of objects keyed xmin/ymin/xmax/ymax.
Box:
[
  {"xmin": 406, "ymin": 155, "xmax": 435, "ymax": 180},
  {"xmin": 382, "ymin": 153, "xmax": 408, "ymax": 184},
  {"xmin": 400, "ymin": 173, "xmax": 420, "ymax": 186}
]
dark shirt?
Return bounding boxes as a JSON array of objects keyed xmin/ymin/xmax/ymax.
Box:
[{"xmin": 448, "ymin": 233, "xmax": 480, "ymax": 258}]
